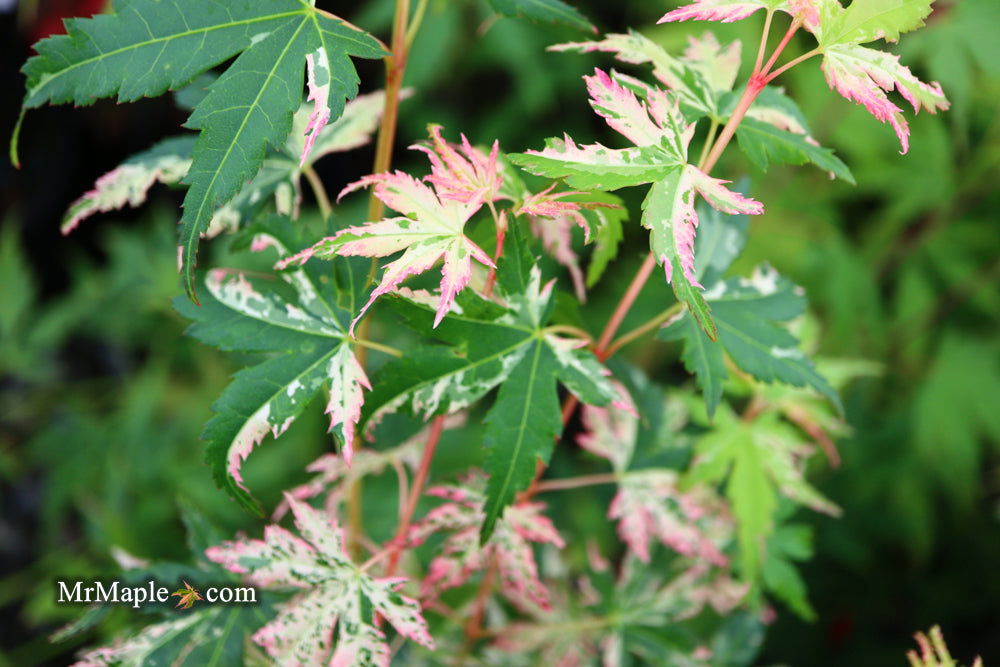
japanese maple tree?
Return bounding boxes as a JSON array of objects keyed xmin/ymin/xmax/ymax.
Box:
[{"xmin": 12, "ymin": 0, "xmax": 956, "ymax": 664}]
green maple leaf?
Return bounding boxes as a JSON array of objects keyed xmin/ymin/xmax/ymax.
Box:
[
  {"xmin": 687, "ymin": 406, "xmax": 839, "ymax": 578},
  {"xmin": 661, "ymin": 265, "xmax": 841, "ymax": 418},
  {"xmin": 735, "ymin": 118, "xmax": 855, "ymax": 184},
  {"xmin": 658, "ymin": 203, "xmax": 840, "ymax": 418},
  {"xmin": 13, "ymin": 0, "xmax": 385, "ymax": 300},
  {"xmin": 486, "ymin": 0, "xmax": 595, "ymax": 32}
]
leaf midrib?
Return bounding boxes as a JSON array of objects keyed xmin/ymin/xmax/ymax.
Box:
[{"xmin": 487, "ymin": 339, "xmax": 544, "ymax": 528}]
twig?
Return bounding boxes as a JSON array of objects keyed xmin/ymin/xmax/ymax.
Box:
[
  {"xmin": 534, "ymin": 473, "xmax": 619, "ymax": 493},
  {"xmin": 385, "ymin": 415, "xmax": 446, "ymax": 576}
]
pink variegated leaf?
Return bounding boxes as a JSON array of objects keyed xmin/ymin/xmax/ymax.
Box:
[
  {"xmin": 585, "ymin": 68, "xmax": 669, "ymax": 147},
  {"xmin": 551, "ymin": 31, "xmax": 717, "ymax": 115},
  {"xmin": 206, "ymin": 496, "xmax": 433, "ymax": 665},
  {"xmin": 659, "ymin": 0, "xmax": 788, "ymax": 24},
  {"xmin": 299, "ymin": 47, "xmax": 333, "ymax": 166},
  {"xmin": 577, "ymin": 382, "xmax": 639, "ymax": 471},
  {"xmin": 325, "ymin": 345, "xmax": 372, "ymax": 465},
  {"xmin": 518, "ymin": 185, "xmax": 593, "ymax": 236},
  {"xmin": 278, "ymin": 169, "xmax": 493, "ymax": 332},
  {"xmin": 62, "ymin": 137, "xmax": 193, "ymax": 235},
  {"xmin": 408, "ymin": 477, "xmax": 564, "ymax": 615},
  {"xmin": 821, "ymin": 43, "xmax": 948, "ymax": 154},
  {"xmin": 530, "ymin": 215, "xmax": 587, "ymax": 301},
  {"xmin": 611, "ymin": 471, "xmax": 730, "ymax": 565},
  {"xmin": 643, "ymin": 165, "xmax": 764, "ymax": 291},
  {"xmin": 689, "ymin": 169, "xmax": 766, "ymax": 216},
  {"xmin": 410, "ymin": 125, "xmax": 504, "ymax": 204}
]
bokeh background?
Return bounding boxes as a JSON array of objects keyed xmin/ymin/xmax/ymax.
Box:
[{"xmin": 1, "ymin": 0, "xmax": 998, "ymax": 664}]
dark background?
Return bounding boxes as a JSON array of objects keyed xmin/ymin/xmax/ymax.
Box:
[{"xmin": 1, "ymin": 0, "xmax": 998, "ymax": 664}]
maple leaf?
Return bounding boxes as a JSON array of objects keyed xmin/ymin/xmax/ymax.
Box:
[
  {"xmin": 819, "ymin": 38, "xmax": 948, "ymax": 154},
  {"xmin": 206, "ymin": 495, "xmax": 434, "ymax": 666},
  {"xmin": 550, "ymin": 30, "xmax": 718, "ymax": 116},
  {"xmin": 71, "ymin": 615, "xmax": 205, "ymax": 667},
  {"xmin": 411, "ymin": 124, "xmax": 504, "ymax": 205},
  {"xmin": 407, "ymin": 475, "xmax": 565, "ymax": 615},
  {"xmin": 520, "ymin": 186, "xmax": 622, "ymax": 301},
  {"xmin": 495, "ymin": 549, "xmax": 750, "ymax": 666},
  {"xmin": 486, "ymin": 0, "xmax": 596, "ymax": 32},
  {"xmin": 279, "ymin": 139, "xmax": 497, "ymax": 332},
  {"xmin": 658, "ymin": 0, "xmax": 806, "ymax": 25},
  {"xmin": 513, "ymin": 69, "xmax": 763, "ymax": 339},
  {"xmin": 170, "ymin": 581, "xmax": 203, "ymax": 610},
  {"xmin": 62, "ymin": 90, "xmax": 392, "ymax": 236},
  {"xmin": 660, "ymin": 0, "xmax": 949, "ymax": 153},
  {"xmin": 175, "ymin": 222, "xmax": 373, "ymax": 512},
  {"xmin": 578, "ymin": 385, "xmax": 732, "ymax": 566},
  {"xmin": 687, "ymin": 404, "xmax": 840, "ymax": 578},
  {"xmin": 12, "ymin": 0, "xmax": 387, "ymax": 299}
]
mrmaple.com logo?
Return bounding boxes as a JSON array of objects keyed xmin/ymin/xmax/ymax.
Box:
[{"xmin": 56, "ymin": 580, "xmax": 257, "ymax": 609}]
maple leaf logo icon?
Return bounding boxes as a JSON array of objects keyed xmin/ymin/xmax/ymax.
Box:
[{"xmin": 170, "ymin": 581, "xmax": 203, "ymax": 610}]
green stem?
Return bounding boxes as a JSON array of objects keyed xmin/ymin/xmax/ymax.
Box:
[
  {"xmin": 534, "ymin": 473, "xmax": 619, "ymax": 493},
  {"xmin": 405, "ymin": 0, "xmax": 430, "ymax": 50},
  {"xmin": 765, "ymin": 47, "xmax": 821, "ymax": 83},
  {"xmin": 352, "ymin": 337, "xmax": 403, "ymax": 358},
  {"xmin": 302, "ymin": 164, "xmax": 332, "ymax": 219},
  {"xmin": 697, "ymin": 119, "xmax": 720, "ymax": 171},
  {"xmin": 605, "ymin": 302, "xmax": 684, "ymax": 358},
  {"xmin": 753, "ymin": 9, "xmax": 775, "ymax": 74}
]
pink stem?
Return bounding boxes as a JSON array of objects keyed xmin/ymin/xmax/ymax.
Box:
[{"xmin": 385, "ymin": 415, "xmax": 446, "ymax": 577}]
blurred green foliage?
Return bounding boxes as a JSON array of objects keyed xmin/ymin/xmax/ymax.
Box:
[{"xmin": 1, "ymin": 0, "xmax": 998, "ymax": 664}]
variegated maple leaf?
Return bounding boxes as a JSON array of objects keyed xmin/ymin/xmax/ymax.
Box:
[
  {"xmin": 411, "ymin": 124, "xmax": 504, "ymax": 204},
  {"xmin": 407, "ymin": 475, "xmax": 565, "ymax": 615},
  {"xmin": 513, "ymin": 69, "xmax": 763, "ymax": 337},
  {"xmin": 814, "ymin": 0, "xmax": 948, "ymax": 154},
  {"xmin": 660, "ymin": 0, "xmax": 949, "ymax": 153},
  {"xmin": 278, "ymin": 130, "xmax": 499, "ymax": 332},
  {"xmin": 520, "ymin": 186, "xmax": 621, "ymax": 301},
  {"xmin": 63, "ymin": 90, "xmax": 392, "ymax": 236},
  {"xmin": 578, "ymin": 384, "xmax": 733, "ymax": 565},
  {"xmin": 175, "ymin": 262, "xmax": 372, "ymax": 512},
  {"xmin": 658, "ymin": 0, "xmax": 813, "ymax": 25},
  {"xmin": 206, "ymin": 495, "xmax": 434, "ymax": 666},
  {"xmin": 495, "ymin": 550, "xmax": 748, "ymax": 666}
]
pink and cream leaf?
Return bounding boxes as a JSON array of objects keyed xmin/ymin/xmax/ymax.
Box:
[
  {"xmin": 61, "ymin": 137, "xmax": 194, "ymax": 235},
  {"xmin": 659, "ymin": 0, "xmax": 789, "ymax": 25},
  {"xmin": 408, "ymin": 477, "xmax": 564, "ymax": 615},
  {"xmin": 820, "ymin": 43, "xmax": 948, "ymax": 153},
  {"xmin": 280, "ymin": 164, "xmax": 493, "ymax": 332},
  {"xmin": 550, "ymin": 31, "xmax": 717, "ymax": 114},
  {"xmin": 206, "ymin": 496, "xmax": 433, "ymax": 665},
  {"xmin": 410, "ymin": 124, "xmax": 504, "ymax": 204}
]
